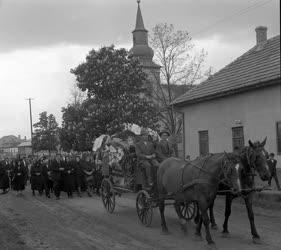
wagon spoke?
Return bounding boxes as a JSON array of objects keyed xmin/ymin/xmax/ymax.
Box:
[
  {"xmin": 184, "ymin": 205, "xmax": 188, "ymax": 218},
  {"xmin": 139, "ymin": 210, "xmax": 145, "ymax": 222}
]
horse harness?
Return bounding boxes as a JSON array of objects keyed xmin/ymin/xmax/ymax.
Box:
[{"xmin": 180, "ymin": 153, "xmax": 235, "ymax": 192}]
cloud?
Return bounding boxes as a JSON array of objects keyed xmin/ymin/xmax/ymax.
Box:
[
  {"xmin": 0, "ymin": 0, "xmax": 279, "ymax": 52},
  {"xmin": 193, "ymin": 34, "xmax": 251, "ymax": 72},
  {"xmin": 0, "ymin": 42, "xmax": 132, "ymax": 138},
  {"xmin": 0, "ymin": 44, "xmax": 91, "ymax": 137},
  {"xmin": 0, "ymin": 0, "xmax": 279, "ymax": 138}
]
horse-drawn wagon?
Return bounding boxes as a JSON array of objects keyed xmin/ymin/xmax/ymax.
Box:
[{"xmin": 92, "ymin": 126, "xmax": 198, "ymax": 227}]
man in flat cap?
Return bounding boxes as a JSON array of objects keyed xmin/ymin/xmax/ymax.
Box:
[
  {"xmin": 267, "ymin": 153, "xmax": 280, "ymax": 190},
  {"xmin": 156, "ymin": 131, "xmax": 174, "ymax": 163},
  {"xmin": 135, "ymin": 128, "xmax": 159, "ymax": 190}
]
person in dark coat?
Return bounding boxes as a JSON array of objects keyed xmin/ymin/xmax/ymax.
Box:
[
  {"xmin": 12, "ymin": 159, "xmax": 28, "ymax": 196},
  {"xmin": 74, "ymin": 155, "xmax": 84, "ymax": 197},
  {"xmin": 21, "ymin": 157, "xmax": 29, "ymax": 186},
  {"xmin": 81, "ymin": 155, "xmax": 94, "ymax": 197},
  {"xmin": 135, "ymin": 128, "xmax": 159, "ymax": 190},
  {"xmin": 92, "ymin": 153, "xmax": 102, "ymax": 196},
  {"xmin": 63, "ymin": 156, "xmax": 76, "ymax": 198},
  {"xmin": 50, "ymin": 154, "xmax": 63, "ymax": 199},
  {"xmin": 30, "ymin": 159, "xmax": 44, "ymax": 196},
  {"xmin": 42, "ymin": 157, "xmax": 53, "ymax": 198},
  {"xmin": 0, "ymin": 158, "xmax": 11, "ymax": 194},
  {"xmin": 156, "ymin": 131, "xmax": 174, "ymax": 163},
  {"xmin": 267, "ymin": 153, "xmax": 280, "ymax": 190}
]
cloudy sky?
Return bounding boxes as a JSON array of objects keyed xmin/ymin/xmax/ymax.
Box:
[{"xmin": 0, "ymin": 0, "xmax": 279, "ymax": 138}]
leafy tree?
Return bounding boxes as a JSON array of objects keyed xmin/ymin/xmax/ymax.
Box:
[
  {"xmin": 60, "ymin": 46, "xmax": 159, "ymax": 151},
  {"xmin": 60, "ymin": 104, "xmax": 91, "ymax": 152},
  {"xmin": 33, "ymin": 112, "xmax": 59, "ymax": 154},
  {"xmin": 71, "ymin": 45, "xmax": 159, "ymax": 135}
]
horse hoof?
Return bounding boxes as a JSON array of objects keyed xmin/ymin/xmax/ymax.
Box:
[
  {"xmin": 221, "ymin": 231, "xmax": 230, "ymax": 238},
  {"xmin": 211, "ymin": 224, "xmax": 218, "ymax": 230},
  {"xmin": 161, "ymin": 230, "xmax": 170, "ymax": 235},
  {"xmin": 206, "ymin": 243, "xmax": 217, "ymax": 250},
  {"xmin": 193, "ymin": 234, "xmax": 203, "ymax": 241},
  {"xmin": 253, "ymin": 237, "xmax": 262, "ymax": 244}
]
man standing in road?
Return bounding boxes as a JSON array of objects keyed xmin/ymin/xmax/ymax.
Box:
[
  {"xmin": 267, "ymin": 153, "xmax": 281, "ymax": 191},
  {"xmin": 50, "ymin": 154, "xmax": 64, "ymax": 199}
]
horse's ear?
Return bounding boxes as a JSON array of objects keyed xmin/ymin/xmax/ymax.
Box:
[
  {"xmin": 248, "ymin": 140, "xmax": 254, "ymax": 148},
  {"xmin": 260, "ymin": 137, "xmax": 267, "ymax": 147}
]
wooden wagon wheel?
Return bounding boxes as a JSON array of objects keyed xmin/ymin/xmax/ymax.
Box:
[
  {"xmin": 101, "ymin": 178, "xmax": 115, "ymax": 213},
  {"xmin": 179, "ymin": 201, "xmax": 198, "ymax": 221},
  {"xmin": 136, "ymin": 190, "xmax": 153, "ymax": 227}
]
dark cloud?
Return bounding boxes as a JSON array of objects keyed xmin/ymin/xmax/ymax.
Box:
[{"xmin": 0, "ymin": 0, "xmax": 279, "ymax": 52}]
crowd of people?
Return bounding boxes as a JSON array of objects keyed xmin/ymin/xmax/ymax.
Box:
[
  {"xmin": 0, "ymin": 154, "xmax": 103, "ymax": 199},
  {"xmin": 0, "ymin": 129, "xmax": 280, "ymax": 199},
  {"xmin": 0, "ymin": 129, "xmax": 175, "ymax": 198}
]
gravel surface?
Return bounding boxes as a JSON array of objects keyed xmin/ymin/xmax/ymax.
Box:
[{"xmin": 1, "ymin": 189, "xmax": 281, "ymax": 250}]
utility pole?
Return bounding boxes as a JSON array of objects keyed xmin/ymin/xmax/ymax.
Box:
[{"xmin": 26, "ymin": 98, "xmax": 34, "ymax": 155}]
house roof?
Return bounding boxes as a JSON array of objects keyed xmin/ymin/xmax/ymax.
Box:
[
  {"xmin": 17, "ymin": 140, "xmax": 32, "ymax": 148},
  {"xmin": 0, "ymin": 135, "xmax": 22, "ymax": 148},
  {"xmin": 173, "ymin": 35, "xmax": 280, "ymax": 106}
]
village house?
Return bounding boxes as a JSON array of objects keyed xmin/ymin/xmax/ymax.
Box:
[
  {"xmin": 0, "ymin": 135, "xmax": 23, "ymax": 158},
  {"xmin": 17, "ymin": 140, "xmax": 32, "ymax": 157},
  {"xmin": 173, "ymin": 27, "xmax": 281, "ymax": 167}
]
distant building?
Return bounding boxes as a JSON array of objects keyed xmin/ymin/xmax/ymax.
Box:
[
  {"xmin": 0, "ymin": 135, "xmax": 22, "ymax": 158},
  {"xmin": 17, "ymin": 140, "xmax": 32, "ymax": 157},
  {"xmin": 173, "ymin": 27, "xmax": 281, "ymax": 167}
]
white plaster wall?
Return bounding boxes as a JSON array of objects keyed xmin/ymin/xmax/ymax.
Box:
[{"xmin": 181, "ymin": 83, "xmax": 281, "ymax": 168}]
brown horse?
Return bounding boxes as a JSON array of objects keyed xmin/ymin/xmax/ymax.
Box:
[
  {"xmin": 208, "ymin": 139, "xmax": 270, "ymax": 244},
  {"xmin": 157, "ymin": 153, "xmax": 241, "ymax": 247}
]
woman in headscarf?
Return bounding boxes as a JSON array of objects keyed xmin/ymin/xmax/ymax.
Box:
[{"xmin": 12, "ymin": 159, "xmax": 28, "ymax": 196}]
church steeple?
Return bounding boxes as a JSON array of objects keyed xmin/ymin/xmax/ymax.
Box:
[
  {"xmin": 135, "ymin": 0, "xmax": 146, "ymax": 31},
  {"xmin": 130, "ymin": 0, "xmax": 160, "ymax": 92},
  {"xmin": 130, "ymin": 0, "xmax": 154, "ymax": 63}
]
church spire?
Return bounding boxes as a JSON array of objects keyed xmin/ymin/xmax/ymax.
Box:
[
  {"xmin": 135, "ymin": 0, "xmax": 146, "ymax": 31},
  {"xmin": 130, "ymin": 0, "xmax": 160, "ymax": 72}
]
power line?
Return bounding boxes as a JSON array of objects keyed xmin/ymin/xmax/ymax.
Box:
[{"xmin": 191, "ymin": 0, "xmax": 274, "ymax": 37}]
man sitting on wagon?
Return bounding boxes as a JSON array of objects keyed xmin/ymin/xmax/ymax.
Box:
[
  {"xmin": 135, "ymin": 128, "xmax": 159, "ymax": 191},
  {"xmin": 156, "ymin": 131, "xmax": 174, "ymax": 163}
]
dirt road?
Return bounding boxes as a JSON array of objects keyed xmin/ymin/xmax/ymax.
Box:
[{"xmin": 0, "ymin": 190, "xmax": 281, "ymax": 250}]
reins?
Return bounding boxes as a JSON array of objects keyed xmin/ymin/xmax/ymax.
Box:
[{"xmin": 180, "ymin": 153, "xmax": 237, "ymax": 192}]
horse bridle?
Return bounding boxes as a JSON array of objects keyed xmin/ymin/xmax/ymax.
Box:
[
  {"xmin": 245, "ymin": 147, "xmax": 257, "ymax": 177},
  {"xmin": 244, "ymin": 146, "xmax": 268, "ymax": 177}
]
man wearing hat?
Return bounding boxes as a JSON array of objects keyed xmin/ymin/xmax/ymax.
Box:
[
  {"xmin": 135, "ymin": 128, "xmax": 159, "ymax": 190},
  {"xmin": 267, "ymin": 153, "xmax": 280, "ymax": 190},
  {"xmin": 156, "ymin": 131, "xmax": 174, "ymax": 163}
]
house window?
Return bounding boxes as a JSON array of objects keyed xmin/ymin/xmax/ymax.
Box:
[
  {"xmin": 199, "ymin": 130, "xmax": 209, "ymax": 156},
  {"xmin": 232, "ymin": 126, "xmax": 244, "ymax": 150},
  {"xmin": 277, "ymin": 122, "xmax": 281, "ymax": 154}
]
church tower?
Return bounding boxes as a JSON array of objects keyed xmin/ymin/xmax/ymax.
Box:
[{"xmin": 130, "ymin": 0, "xmax": 161, "ymax": 91}]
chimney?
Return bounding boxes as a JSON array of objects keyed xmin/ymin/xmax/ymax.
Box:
[
  {"xmin": 255, "ymin": 26, "xmax": 267, "ymax": 45},
  {"xmin": 24, "ymin": 136, "xmax": 27, "ymax": 141},
  {"xmin": 18, "ymin": 135, "xmax": 21, "ymax": 140}
]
